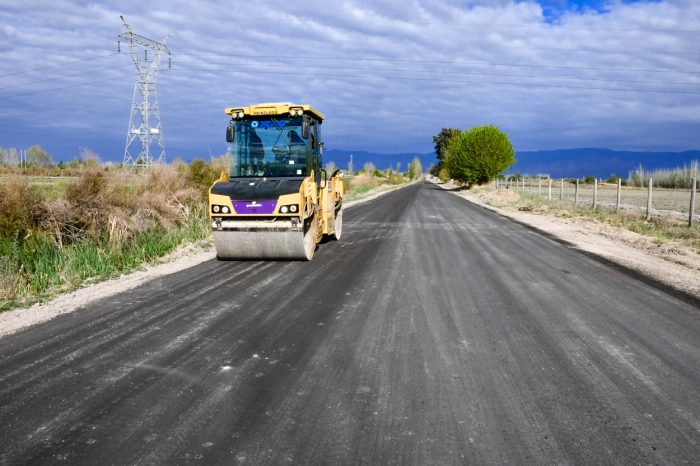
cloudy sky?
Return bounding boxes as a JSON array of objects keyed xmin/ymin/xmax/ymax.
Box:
[{"xmin": 1, "ymin": 0, "xmax": 699, "ymax": 163}]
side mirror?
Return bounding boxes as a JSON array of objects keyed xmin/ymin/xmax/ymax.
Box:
[
  {"xmin": 302, "ymin": 117, "xmax": 310, "ymax": 139},
  {"xmin": 226, "ymin": 126, "xmax": 235, "ymax": 143}
]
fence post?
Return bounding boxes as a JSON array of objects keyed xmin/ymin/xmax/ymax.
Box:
[
  {"xmin": 690, "ymin": 177, "xmax": 697, "ymax": 227},
  {"xmin": 593, "ymin": 178, "xmax": 598, "ymax": 209},
  {"xmin": 616, "ymin": 178, "xmax": 621, "ymax": 213},
  {"xmin": 646, "ymin": 177, "xmax": 653, "ymax": 221},
  {"xmin": 560, "ymin": 179, "xmax": 564, "ymax": 200},
  {"xmin": 538, "ymin": 178, "xmax": 541, "ymax": 197},
  {"xmin": 575, "ymin": 179, "xmax": 579, "ymax": 206},
  {"xmin": 548, "ymin": 179, "xmax": 552, "ymax": 200}
]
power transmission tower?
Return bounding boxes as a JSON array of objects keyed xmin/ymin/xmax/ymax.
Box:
[{"xmin": 118, "ymin": 15, "xmax": 171, "ymax": 169}]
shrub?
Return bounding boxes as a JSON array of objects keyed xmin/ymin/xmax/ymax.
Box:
[{"xmin": 0, "ymin": 175, "xmax": 41, "ymax": 237}]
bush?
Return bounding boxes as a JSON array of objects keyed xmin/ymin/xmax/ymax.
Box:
[
  {"xmin": 445, "ymin": 125, "xmax": 515, "ymax": 186},
  {"xmin": 0, "ymin": 175, "xmax": 41, "ymax": 237},
  {"xmin": 188, "ymin": 158, "xmax": 218, "ymax": 192}
]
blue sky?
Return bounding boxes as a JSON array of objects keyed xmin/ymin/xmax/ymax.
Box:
[{"xmin": 1, "ymin": 0, "xmax": 699, "ymax": 164}]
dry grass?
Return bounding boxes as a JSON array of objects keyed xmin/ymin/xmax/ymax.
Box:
[
  {"xmin": 1, "ymin": 164, "xmax": 214, "ymax": 309},
  {"xmin": 477, "ymin": 186, "xmax": 700, "ymax": 253}
]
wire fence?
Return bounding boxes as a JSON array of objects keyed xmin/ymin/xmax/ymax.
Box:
[{"xmin": 497, "ymin": 177, "xmax": 698, "ymax": 226}]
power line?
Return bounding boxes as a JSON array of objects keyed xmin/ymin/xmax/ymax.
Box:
[
  {"xmin": 181, "ymin": 52, "xmax": 700, "ymax": 75},
  {"xmin": 287, "ymin": 35, "xmax": 700, "ymax": 58},
  {"xmin": 166, "ymin": 67, "xmax": 700, "ymax": 95},
  {"xmin": 0, "ymin": 52, "xmax": 117, "ymax": 79},
  {"xmin": 174, "ymin": 60, "xmax": 700, "ymax": 87},
  {"xmin": 0, "ymin": 64, "xmax": 127, "ymax": 91},
  {"xmin": 0, "ymin": 73, "xmax": 137, "ymax": 99},
  {"xmin": 217, "ymin": 17, "xmax": 700, "ymax": 34}
]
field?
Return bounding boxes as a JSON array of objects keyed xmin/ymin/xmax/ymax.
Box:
[{"xmin": 512, "ymin": 179, "xmax": 696, "ymax": 217}]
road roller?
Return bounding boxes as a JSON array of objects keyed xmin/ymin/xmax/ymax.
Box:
[{"xmin": 209, "ymin": 103, "xmax": 344, "ymax": 260}]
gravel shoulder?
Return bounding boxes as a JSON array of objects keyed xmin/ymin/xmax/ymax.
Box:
[
  {"xmin": 0, "ymin": 183, "xmax": 410, "ymax": 338},
  {"xmin": 441, "ymin": 182, "xmax": 700, "ymax": 302}
]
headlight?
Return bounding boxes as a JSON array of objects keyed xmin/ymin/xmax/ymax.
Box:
[
  {"xmin": 280, "ymin": 206, "xmax": 289, "ymax": 213},
  {"xmin": 238, "ymin": 111, "xmax": 244, "ymax": 118},
  {"xmin": 213, "ymin": 205, "xmax": 220, "ymax": 213},
  {"xmin": 222, "ymin": 206, "xmax": 230, "ymax": 213},
  {"xmin": 290, "ymin": 205, "xmax": 298, "ymax": 213}
]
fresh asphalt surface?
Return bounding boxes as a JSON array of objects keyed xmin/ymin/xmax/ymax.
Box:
[{"xmin": 1, "ymin": 182, "xmax": 699, "ymax": 465}]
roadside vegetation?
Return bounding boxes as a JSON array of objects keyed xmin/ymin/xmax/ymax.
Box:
[
  {"xmin": 0, "ymin": 149, "xmax": 226, "ymax": 310},
  {"xmin": 429, "ymin": 125, "xmax": 515, "ymax": 186},
  {"xmin": 472, "ymin": 185, "xmax": 700, "ymax": 253},
  {"xmin": 338, "ymin": 158, "xmax": 422, "ymax": 202},
  {"xmin": 0, "ymin": 144, "xmax": 420, "ymax": 310}
]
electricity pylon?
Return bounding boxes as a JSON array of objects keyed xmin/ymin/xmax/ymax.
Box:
[{"xmin": 118, "ymin": 15, "xmax": 171, "ymax": 169}]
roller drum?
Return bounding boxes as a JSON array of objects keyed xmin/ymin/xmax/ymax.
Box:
[{"xmin": 213, "ymin": 217, "xmax": 316, "ymax": 260}]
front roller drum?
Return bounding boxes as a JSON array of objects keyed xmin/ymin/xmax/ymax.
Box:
[{"xmin": 213, "ymin": 217, "xmax": 317, "ymax": 261}]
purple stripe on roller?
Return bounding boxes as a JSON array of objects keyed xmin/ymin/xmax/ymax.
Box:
[{"xmin": 233, "ymin": 200, "xmax": 277, "ymax": 214}]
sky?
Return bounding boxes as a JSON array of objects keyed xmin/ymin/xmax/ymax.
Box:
[{"xmin": 1, "ymin": 0, "xmax": 699, "ymax": 164}]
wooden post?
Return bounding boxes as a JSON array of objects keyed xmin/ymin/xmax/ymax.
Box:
[
  {"xmin": 690, "ymin": 177, "xmax": 697, "ymax": 227},
  {"xmin": 538, "ymin": 178, "xmax": 541, "ymax": 197},
  {"xmin": 616, "ymin": 178, "xmax": 621, "ymax": 213},
  {"xmin": 548, "ymin": 179, "xmax": 552, "ymax": 200},
  {"xmin": 560, "ymin": 179, "xmax": 564, "ymax": 200},
  {"xmin": 575, "ymin": 179, "xmax": 579, "ymax": 206},
  {"xmin": 593, "ymin": 178, "xmax": 598, "ymax": 209},
  {"xmin": 646, "ymin": 177, "xmax": 653, "ymax": 221}
]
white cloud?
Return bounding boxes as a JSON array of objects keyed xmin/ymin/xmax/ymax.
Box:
[{"xmin": 0, "ymin": 0, "xmax": 699, "ymax": 161}]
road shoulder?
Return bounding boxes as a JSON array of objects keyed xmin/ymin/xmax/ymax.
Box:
[{"xmin": 441, "ymin": 182, "xmax": 700, "ymax": 303}]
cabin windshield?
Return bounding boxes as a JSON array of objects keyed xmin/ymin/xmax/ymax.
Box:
[{"xmin": 228, "ymin": 117, "xmax": 309, "ymax": 177}]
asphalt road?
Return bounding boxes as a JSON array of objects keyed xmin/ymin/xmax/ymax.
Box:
[{"xmin": 1, "ymin": 182, "xmax": 699, "ymax": 465}]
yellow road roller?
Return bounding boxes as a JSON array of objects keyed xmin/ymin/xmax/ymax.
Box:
[{"xmin": 209, "ymin": 103, "xmax": 344, "ymax": 260}]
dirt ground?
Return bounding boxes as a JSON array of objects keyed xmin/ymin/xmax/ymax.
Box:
[{"xmin": 444, "ymin": 183, "xmax": 700, "ymax": 300}]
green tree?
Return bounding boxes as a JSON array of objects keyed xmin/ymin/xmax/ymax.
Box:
[
  {"xmin": 407, "ymin": 156, "xmax": 423, "ymax": 180},
  {"xmin": 26, "ymin": 144, "xmax": 52, "ymax": 167},
  {"xmin": 445, "ymin": 125, "xmax": 515, "ymax": 186},
  {"xmin": 433, "ymin": 128, "xmax": 460, "ymax": 164},
  {"xmin": 584, "ymin": 175, "xmax": 595, "ymax": 184}
]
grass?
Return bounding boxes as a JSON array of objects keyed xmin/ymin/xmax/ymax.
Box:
[
  {"xmin": 510, "ymin": 190, "xmax": 700, "ymax": 253},
  {"xmin": 0, "ymin": 164, "xmax": 214, "ymax": 311},
  {"xmin": 0, "ymin": 205, "xmax": 210, "ymax": 310}
]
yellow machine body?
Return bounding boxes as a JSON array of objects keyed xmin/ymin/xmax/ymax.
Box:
[{"xmin": 209, "ymin": 103, "xmax": 343, "ymax": 260}]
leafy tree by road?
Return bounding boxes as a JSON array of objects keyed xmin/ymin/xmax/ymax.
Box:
[
  {"xmin": 27, "ymin": 144, "xmax": 52, "ymax": 167},
  {"xmin": 431, "ymin": 128, "xmax": 460, "ymax": 176},
  {"xmin": 407, "ymin": 156, "xmax": 423, "ymax": 180},
  {"xmin": 445, "ymin": 125, "xmax": 515, "ymax": 185}
]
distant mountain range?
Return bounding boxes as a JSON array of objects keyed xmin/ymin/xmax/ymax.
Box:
[
  {"xmin": 511, "ymin": 148, "xmax": 700, "ymax": 178},
  {"xmin": 325, "ymin": 147, "xmax": 700, "ymax": 178}
]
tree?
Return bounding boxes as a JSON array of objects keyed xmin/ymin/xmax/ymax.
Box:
[
  {"xmin": 2, "ymin": 147, "xmax": 19, "ymax": 167},
  {"xmin": 445, "ymin": 125, "xmax": 515, "ymax": 186},
  {"xmin": 433, "ymin": 128, "xmax": 460, "ymax": 164},
  {"xmin": 79, "ymin": 148, "xmax": 101, "ymax": 167},
  {"xmin": 27, "ymin": 144, "xmax": 52, "ymax": 167},
  {"xmin": 407, "ymin": 156, "xmax": 423, "ymax": 180}
]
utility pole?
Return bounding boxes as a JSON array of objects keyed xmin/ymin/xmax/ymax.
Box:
[{"xmin": 118, "ymin": 15, "xmax": 171, "ymax": 169}]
